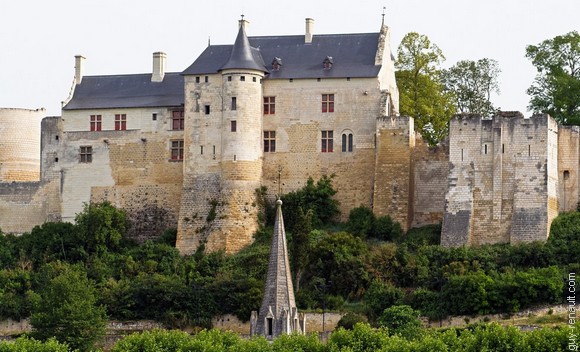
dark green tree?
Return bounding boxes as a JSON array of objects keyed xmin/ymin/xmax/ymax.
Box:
[
  {"xmin": 396, "ymin": 32, "xmax": 456, "ymax": 145},
  {"xmin": 377, "ymin": 305, "xmax": 422, "ymax": 339},
  {"xmin": 29, "ymin": 262, "xmax": 107, "ymax": 351},
  {"xmin": 442, "ymin": 58, "xmax": 501, "ymax": 116},
  {"xmin": 526, "ymin": 31, "xmax": 580, "ymax": 124},
  {"xmin": 74, "ymin": 201, "xmax": 129, "ymax": 255}
]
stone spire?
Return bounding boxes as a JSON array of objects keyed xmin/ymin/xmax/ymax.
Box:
[
  {"xmin": 250, "ymin": 199, "xmax": 305, "ymax": 339},
  {"xmin": 220, "ymin": 18, "xmax": 267, "ymax": 72}
]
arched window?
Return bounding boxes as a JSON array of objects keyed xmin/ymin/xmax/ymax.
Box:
[{"xmin": 341, "ymin": 132, "xmax": 353, "ymax": 152}]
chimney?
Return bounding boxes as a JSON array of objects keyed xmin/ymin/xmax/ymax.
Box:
[
  {"xmin": 152, "ymin": 52, "xmax": 166, "ymax": 82},
  {"xmin": 74, "ymin": 55, "xmax": 85, "ymax": 84},
  {"xmin": 305, "ymin": 18, "xmax": 314, "ymax": 44}
]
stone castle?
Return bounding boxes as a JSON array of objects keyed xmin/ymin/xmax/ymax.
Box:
[{"xmin": 0, "ymin": 18, "xmax": 577, "ymax": 252}]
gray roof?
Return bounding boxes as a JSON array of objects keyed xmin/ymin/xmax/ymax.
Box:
[
  {"xmin": 183, "ymin": 32, "xmax": 382, "ymax": 79},
  {"xmin": 63, "ymin": 73, "xmax": 184, "ymax": 110},
  {"xmin": 220, "ymin": 21, "xmax": 268, "ymax": 73}
]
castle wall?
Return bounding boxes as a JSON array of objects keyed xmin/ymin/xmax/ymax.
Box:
[
  {"xmin": 261, "ymin": 77, "xmax": 383, "ymax": 221},
  {"xmin": 0, "ymin": 108, "xmax": 44, "ymax": 182},
  {"xmin": 557, "ymin": 126, "xmax": 579, "ymax": 212},
  {"xmin": 411, "ymin": 138, "xmax": 448, "ymax": 228},
  {"xmin": 373, "ymin": 116, "xmax": 414, "ymax": 230},
  {"xmin": 441, "ymin": 113, "xmax": 559, "ymax": 247},
  {"xmin": 55, "ymin": 107, "xmax": 184, "ymax": 241}
]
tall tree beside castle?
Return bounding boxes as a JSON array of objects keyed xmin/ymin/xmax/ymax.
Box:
[
  {"xmin": 441, "ymin": 58, "xmax": 501, "ymax": 116},
  {"xmin": 395, "ymin": 32, "xmax": 456, "ymax": 145},
  {"xmin": 526, "ymin": 31, "xmax": 580, "ymax": 125}
]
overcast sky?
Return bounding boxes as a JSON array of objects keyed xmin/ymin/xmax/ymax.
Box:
[{"xmin": 1, "ymin": 0, "xmax": 578, "ymax": 116}]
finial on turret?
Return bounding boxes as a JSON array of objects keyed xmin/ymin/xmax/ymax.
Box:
[{"xmin": 382, "ymin": 6, "xmax": 386, "ymax": 26}]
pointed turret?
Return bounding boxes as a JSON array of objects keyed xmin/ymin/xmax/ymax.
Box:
[
  {"xmin": 250, "ymin": 199, "xmax": 305, "ymax": 339},
  {"xmin": 220, "ymin": 19, "xmax": 267, "ymax": 72}
]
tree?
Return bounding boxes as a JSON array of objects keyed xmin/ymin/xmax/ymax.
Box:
[
  {"xmin": 29, "ymin": 262, "xmax": 107, "ymax": 351},
  {"xmin": 396, "ymin": 32, "xmax": 456, "ymax": 145},
  {"xmin": 74, "ymin": 201, "xmax": 129, "ymax": 255},
  {"xmin": 442, "ymin": 58, "xmax": 501, "ymax": 116},
  {"xmin": 526, "ymin": 31, "xmax": 580, "ymax": 124},
  {"xmin": 377, "ymin": 305, "xmax": 422, "ymax": 339}
]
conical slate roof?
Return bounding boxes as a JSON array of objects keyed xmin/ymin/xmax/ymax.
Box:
[{"xmin": 220, "ymin": 20, "xmax": 267, "ymax": 72}]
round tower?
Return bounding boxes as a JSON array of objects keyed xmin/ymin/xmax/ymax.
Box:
[
  {"xmin": 176, "ymin": 19, "xmax": 267, "ymax": 254},
  {"xmin": 0, "ymin": 108, "xmax": 45, "ymax": 182}
]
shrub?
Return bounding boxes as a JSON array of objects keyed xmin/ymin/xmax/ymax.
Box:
[
  {"xmin": 336, "ymin": 312, "xmax": 369, "ymax": 330},
  {"xmin": 377, "ymin": 305, "xmax": 423, "ymax": 339}
]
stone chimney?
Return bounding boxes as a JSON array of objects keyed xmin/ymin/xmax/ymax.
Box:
[
  {"xmin": 152, "ymin": 52, "xmax": 166, "ymax": 82},
  {"xmin": 305, "ymin": 18, "xmax": 314, "ymax": 44},
  {"xmin": 74, "ymin": 55, "xmax": 85, "ymax": 84}
]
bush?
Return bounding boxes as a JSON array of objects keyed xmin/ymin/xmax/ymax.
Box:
[
  {"xmin": 363, "ymin": 280, "xmax": 404, "ymax": 322},
  {"xmin": 377, "ymin": 305, "xmax": 423, "ymax": 339},
  {"xmin": 336, "ymin": 312, "xmax": 369, "ymax": 330}
]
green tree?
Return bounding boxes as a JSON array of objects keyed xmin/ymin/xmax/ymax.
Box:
[
  {"xmin": 74, "ymin": 201, "xmax": 129, "ymax": 255},
  {"xmin": 363, "ymin": 280, "xmax": 404, "ymax": 322},
  {"xmin": 29, "ymin": 262, "xmax": 107, "ymax": 351},
  {"xmin": 396, "ymin": 32, "xmax": 456, "ymax": 145},
  {"xmin": 526, "ymin": 31, "xmax": 580, "ymax": 124},
  {"xmin": 442, "ymin": 58, "xmax": 501, "ymax": 116},
  {"xmin": 289, "ymin": 207, "xmax": 314, "ymax": 293},
  {"xmin": 377, "ymin": 305, "xmax": 422, "ymax": 340}
]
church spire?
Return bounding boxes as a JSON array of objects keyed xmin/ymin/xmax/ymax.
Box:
[
  {"xmin": 220, "ymin": 17, "xmax": 267, "ymax": 72},
  {"xmin": 250, "ymin": 199, "xmax": 304, "ymax": 339}
]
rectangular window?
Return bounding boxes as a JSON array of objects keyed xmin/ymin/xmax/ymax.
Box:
[
  {"xmin": 264, "ymin": 131, "xmax": 276, "ymax": 153},
  {"xmin": 322, "ymin": 130, "xmax": 333, "ymax": 152},
  {"xmin": 240, "ymin": 76, "xmax": 245, "ymax": 81},
  {"xmin": 204, "ymin": 76, "xmax": 208, "ymax": 83},
  {"xmin": 205, "ymin": 105, "xmax": 211, "ymax": 115},
  {"xmin": 264, "ymin": 97, "xmax": 275, "ymax": 115},
  {"xmin": 114, "ymin": 114, "xmax": 127, "ymax": 131},
  {"xmin": 152, "ymin": 113, "xmax": 157, "ymax": 121},
  {"xmin": 172, "ymin": 110, "xmax": 184, "ymax": 130},
  {"xmin": 322, "ymin": 94, "xmax": 334, "ymax": 113},
  {"xmin": 79, "ymin": 146, "xmax": 92, "ymax": 163},
  {"xmin": 231, "ymin": 97, "xmax": 237, "ymax": 111},
  {"xmin": 170, "ymin": 140, "xmax": 184, "ymax": 161},
  {"xmin": 231, "ymin": 120, "xmax": 237, "ymax": 132},
  {"xmin": 90, "ymin": 115, "xmax": 102, "ymax": 131}
]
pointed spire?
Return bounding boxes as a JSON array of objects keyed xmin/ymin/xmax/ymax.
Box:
[
  {"xmin": 220, "ymin": 17, "xmax": 267, "ymax": 72},
  {"xmin": 250, "ymin": 198, "xmax": 303, "ymax": 339}
]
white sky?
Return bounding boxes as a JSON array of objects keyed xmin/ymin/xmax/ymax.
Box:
[{"xmin": 0, "ymin": 0, "xmax": 578, "ymax": 116}]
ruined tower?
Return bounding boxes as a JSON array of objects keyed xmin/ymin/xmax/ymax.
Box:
[
  {"xmin": 250, "ymin": 199, "xmax": 305, "ymax": 339},
  {"xmin": 177, "ymin": 19, "xmax": 267, "ymax": 254}
]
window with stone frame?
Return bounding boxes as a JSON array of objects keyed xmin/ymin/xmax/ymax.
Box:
[
  {"xmin": 264, "ymin": 96, "xmax": 275, "ymax": 114},
  {"xmin": 170, "ymin": 140, "xmax": 184, "ymax": 161},
  {"xmin": 322, "ymin": 94, "xmax": 334, "ymax": 113},
  {"xmin": 172, "ymin": 110, "xmax": 184, "ymax": 130},
  {"xmin": 264, "ymin": 131, "xmax": 276, "ymax": 152},
  {"xmin": 90, "ymin": 115, "xmax": 102, "ymax": 131},
  {"xmin": 79, "ymin": 146, "xmax": 92, "ymax": 163},
  {"xmin": 321, "ymin": 130, "xmax": 333, "ymax": 152},
  {"xmin": 114, "ymin": 114, "xmax": 127, "ymax": 131},
  {"xmin": 342, "ymin": 132, "xmax": 353, "ymax": 152}
]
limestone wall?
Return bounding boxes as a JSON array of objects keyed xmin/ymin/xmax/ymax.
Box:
[
  {"xmin": 411, "ymin": 137, "xmax": 448, "ymax": 228},
  {"xmin": 373, "ymin": 116, "xmax": 414, "ymax": 231},
  {"xmin": 557, "ymin": 126, "xmax": 579, "ymax": 212},
  {"xmin": 442, "ymin": 113, "xmax": 559, "ymax": 247},
  {"xmin": 55, "ymin": 107, "xmax": 184, "ymax": 241},
  {"xmin": 0, "ymin": 108, "xmax": 44, "ymax": 182}
]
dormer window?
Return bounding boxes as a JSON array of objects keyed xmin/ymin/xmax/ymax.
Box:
[
  {"xmin": 272, "ymin": 57, "xmax": 282, "ymax": 71},
  {"xmin": 323, "ymin": 56, "xmax": 333, "ymax": 70}
]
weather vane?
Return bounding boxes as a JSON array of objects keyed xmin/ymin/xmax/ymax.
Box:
[{"xmin": 382, "ymin": 6, "xmax": 386, "ymax": 25}]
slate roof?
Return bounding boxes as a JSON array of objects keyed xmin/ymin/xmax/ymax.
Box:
[
  {"xmin": 63, "ymin": 72, "xmax": 184, "ymax": 110},
  {"xmin": 183, "ymin": 32, "xmax": 381, "ymax": 79},
  {"xmin": 220, "ymin": 21, "xmax": 268, "ymax": 73}
]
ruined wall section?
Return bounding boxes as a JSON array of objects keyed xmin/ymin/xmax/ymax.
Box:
[
  {"xmin": 557, "ymin": 125, "xmax": 579, "ymax": 212},
  {"xmin": 57, "ymin": 107, "xmax": 183, "ymax": 241},
  {"xmin": 373, "ymin": 116, "xmax": 414, "ymax": 231},
  {"xmin": 261, "ymin": 77, "xmax": 383, "ymax": 222},
  {"xmin": 0, "ymin": 108, "xmax": 44, "ymax": 182},
  {"xmin": 509, "ymin": 115, "xmax": 555, "ymax": 243},
  {"xmin": 412, "ymin": 137, "xmax": 448, "ymax": 228}
]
